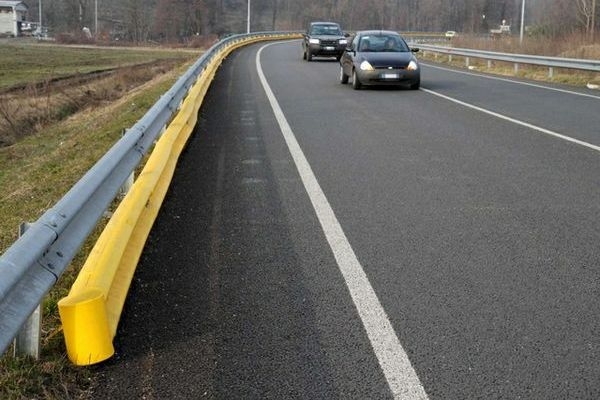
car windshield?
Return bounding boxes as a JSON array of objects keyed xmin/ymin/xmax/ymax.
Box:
[
  {"xmin": 358, "ymin": 35, "xmax": 409, "ymax": 52},
  {"xmin": 311, "ymin": 25, "xmax": 342, "ymax": 35}
]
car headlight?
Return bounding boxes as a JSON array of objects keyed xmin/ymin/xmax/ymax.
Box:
[
  {"xmin": 309, "ymin": 38, "xmax": 320, "ymax": 44},
  {"xmin": 360, "ymin": 60, "xmax": 374, "ymax": 71},
  {"xmin": 407, "ymin": 60, "xmax": 419, "ymax": 71},
  {"xmin": 339, "ymin": 39, "xmax": 347, "ymax": 45}
]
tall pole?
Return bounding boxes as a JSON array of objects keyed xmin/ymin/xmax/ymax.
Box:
[
  {"xmin": 247, "ymin": 0, "xmax": 251, "ymax": 33},
  {"xmin": 592, "ymin": 0, "xmax": 596, "ymax": 40},
  {"xmin": 38, "ymin": 0, "xmax": 41, "ymax": 29},
  {"xmin": 95, "ymin": 0, "xmax": 98, "ymax": 36},
  {"xmin": 519, "ymin": 0, "xmax": 525, "ymax": 44}
]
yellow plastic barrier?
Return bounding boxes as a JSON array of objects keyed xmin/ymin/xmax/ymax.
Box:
[{"xmin": 58, "ymin": 34, "xmax": 300, "ymax": 366}]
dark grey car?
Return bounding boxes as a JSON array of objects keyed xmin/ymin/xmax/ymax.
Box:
[
  {"xmin": 340, "ymin": 30, "xmax": 420, "ymax": 90},
  {"xmin": 302, "ymin": 22, "xmax": 348, "ymax": 61}
]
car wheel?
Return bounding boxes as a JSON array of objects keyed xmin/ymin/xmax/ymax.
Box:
[
  {"xmin": 340, "ymin": 66, "xmax": 349, "ymax": 84},
  {"xmin": 410, "ymin": 80, "xmax": 420, "ymax": 90},
  {"xmin": 352, "ymin": 69, "xmax": 362, "ymax": 90},
  {"xmin": 307, "ymin": 50, "xmax": 313, "ymax": 61},
  {"xmin": 303, "ymin": 50, "xmax": 306, "ymax": 60}
]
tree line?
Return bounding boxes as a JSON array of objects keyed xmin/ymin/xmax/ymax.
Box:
[{"xmin": 25, "ymin": 0, "xmax": 598, "ymax": 42}]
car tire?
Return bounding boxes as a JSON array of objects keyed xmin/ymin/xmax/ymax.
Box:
[
  {"xmin": 352, "ymin": 69, "xmax": 362, "ymax": 90},
  {"xmin": 303, "ymin": 49, "xmax": 306, "ymax": 60},
  {"xmin": 410, "ymin": 80, "xmax": 420, "ymax": 90},
  {"xmin": 340, "ymin": 66, "xmax": 349, "ymax": 84},
  {"xmin": 307, "ymin": 50, "xmax": 313, "ymax": 61}
]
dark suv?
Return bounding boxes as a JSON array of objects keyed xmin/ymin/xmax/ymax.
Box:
[{"xmin": 302, "ymin": 21, "xmax": 348, "ymax": 61}]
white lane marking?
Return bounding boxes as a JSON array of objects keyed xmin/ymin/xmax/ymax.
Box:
[
  {"xmin": 421, "ymin": 62, "xmax": 600, "ymax": 100},
  {"xmin": 421, "ymin": 87, "xmax": 600, "ymax": 153},
  {"xmin": 257, "ymin": 42, "xmax": 429, "ymax": 400}
]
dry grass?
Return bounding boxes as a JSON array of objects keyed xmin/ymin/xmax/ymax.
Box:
[
  {"xmin": 451, "ymin": 33, "xmax": 600, "ymax": 59},
  {"xmin": 0, "ymin": 41, "xmax": 198, "ymax": 91},
  {"xmin": 421, "ymin": 34, "xmax": 600, "ymax": 86},
  {"xmin": 0, "ymin": 60, "xmax": 181, "ymax": 146}
]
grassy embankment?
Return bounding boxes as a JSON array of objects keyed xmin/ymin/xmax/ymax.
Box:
[
  {"xmin": 0, "ymin": 42, "xmax": 198, "ymax": 399},
  {"xmin": 417, "ymin": 34, "xmax": 600, "ymax": 87}
]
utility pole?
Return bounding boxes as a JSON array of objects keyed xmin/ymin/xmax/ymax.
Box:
[
  {"xmin": 95, "ymin": 0, "xmax": 98, "ymax": 36},
  {"xmin": 592, "ymin": 0, "xmax": 596, "ymax": 40},
  {"xmin": 519, "ymin": 0, "xmax": 525, "ymax": 44},
  {"xmin": 247, "ymin": 0, "xmax": 251, "ymax": 33},
  {"xmin": 38, "ymin": 0, "xmax": 41, "ymax": 31}
]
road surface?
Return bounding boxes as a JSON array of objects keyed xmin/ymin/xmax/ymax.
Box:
[{"xmin": 90, "ymin": 40, "xmax": 600, "ymax": 399}]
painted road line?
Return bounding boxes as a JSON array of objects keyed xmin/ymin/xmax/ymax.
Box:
[
  {"xmin": 257, "ymin": 42, "xmax": 429, "ymax": 400},
  {"xmin": 421, "ymin": 63, "xmax": 600, "ymax": 100},
  {"xmin": 421, "ymin": 87, "xmax": 600, "ymax": 153}
]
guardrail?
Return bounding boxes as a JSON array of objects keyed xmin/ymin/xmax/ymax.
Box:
[
  {"xmin": 0, "ymin": 31, "xmax": 301, "ymax": 360},
  {"xmin": 413, "ymin": 43, "xmax": 600, "ymax": 77},
  {"xmin": 402, "ymin": 32, "xmax": 449, "ymax": 44}
]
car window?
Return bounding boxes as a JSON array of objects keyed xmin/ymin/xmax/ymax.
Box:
[
  {"xmin": 311, "ymin": 25, "xmax": 342, "ymax": 35},
  {"xmin": 358, "ymin": 35, "xmax": 409, "ymax": 52},
  {"xmin": 358, "ymin": 37, "xmax": 372, "ymax": 52}
]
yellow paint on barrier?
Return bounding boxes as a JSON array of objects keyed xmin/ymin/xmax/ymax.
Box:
[
  {"xmin": 58, "ymin": 33, "xmax": 300, "ymax": 366},
  {"xmin": 57, "ymin": 288, "xmax": 113, "ymax": 365}
]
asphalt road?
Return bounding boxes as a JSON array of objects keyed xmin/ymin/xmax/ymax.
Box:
[{"xmin": 91, "ymin": 40, "xmax": 600, "ymax": 399}]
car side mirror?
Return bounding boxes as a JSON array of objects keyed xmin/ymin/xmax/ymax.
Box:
[
  {"xmin": 411, "ymin": 47, "xmax": 420, "ymax": 53},
  {"xmin": 345, "ymin": 46, "xmax": 355, "ymax": 53},
  {"xmin": 344, "ymin": 32, "xmax": 350, "ymax": 37}
]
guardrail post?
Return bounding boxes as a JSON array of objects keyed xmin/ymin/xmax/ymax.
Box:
[
  {"xmin": 514, "ymin": 63, "xmax": 519, "ymax": 74},
  {"xmin": 117, "ymin": 128, "xmax": 135, "ymax": 197},
  {"xmin": 449, "ymin": 54, "xmax": 453, "ymax": 63},
  {"xmin": 120, "ymin": 172, "xmax": 135, "ymax": 197},
  {"xmin": 548, "ymin": 67, "xmax": 554, "ymax": 79},
  {"xmin": 487, "ymin": 60, "xmax": 492, "ymax": 69},
  {"xmin": 13, "ymin": 222, "xmax": 42, "ymax": 359},
  {"xmin": 465, "ymin": 57, "xmax": 470, "ymax": 67}
]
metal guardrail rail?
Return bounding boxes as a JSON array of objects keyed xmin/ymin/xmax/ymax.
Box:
[
  {"xmin": 0, "ymin": 31, "xmax": 300, "ymax": 357},
  {"xmin": 412, "ymin": 43, "xmax": 600, "ymax": 75}
]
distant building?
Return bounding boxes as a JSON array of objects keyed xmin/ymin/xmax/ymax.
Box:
[
  {"xmin": 0, "ymin": 1, "xmax": 28, "ymax": 37},
  {"xmin": 490, "ymin": 20, "xmax": 511, "ymax": 38}
]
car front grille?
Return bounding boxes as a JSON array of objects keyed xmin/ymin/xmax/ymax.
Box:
[
  {"xmin": 320, "ymin": 40, "xmax": 338, "ymax": 46},
  {"xmin": 374, "ymin": 65, "xmax": 406, "ymax": 70},
  {"xmin": 373, "ymin": 65, "xmax": 406, "ymax": 71}
]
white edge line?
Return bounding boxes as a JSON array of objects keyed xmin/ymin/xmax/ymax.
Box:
[
  {"xmin": 421, "ymin": 62, "xmax": 600, "ymax": 100},
  {"xmin": 256, "ymin": 42, "xmax": 429, "ymax": 400},
  {"xmin": 420, "ymin": 87, "xmax": 600, "ymax": 153}
]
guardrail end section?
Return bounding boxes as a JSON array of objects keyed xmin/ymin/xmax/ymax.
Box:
[{"xmin": 58, "ymin": 288, "xmax": 114, "ymax": 366}]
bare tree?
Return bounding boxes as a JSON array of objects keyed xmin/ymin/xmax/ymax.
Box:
[
  {"xmin": 21, "ymin": 0, "xmax": 600, "ymax": 42},
  {"xmin": 576, "ymin": 0, "xmax": 595, "ymax": 36},
  {"xmin": 124, "ymin": 0, "xmax": 152, "ymax": 42}
]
